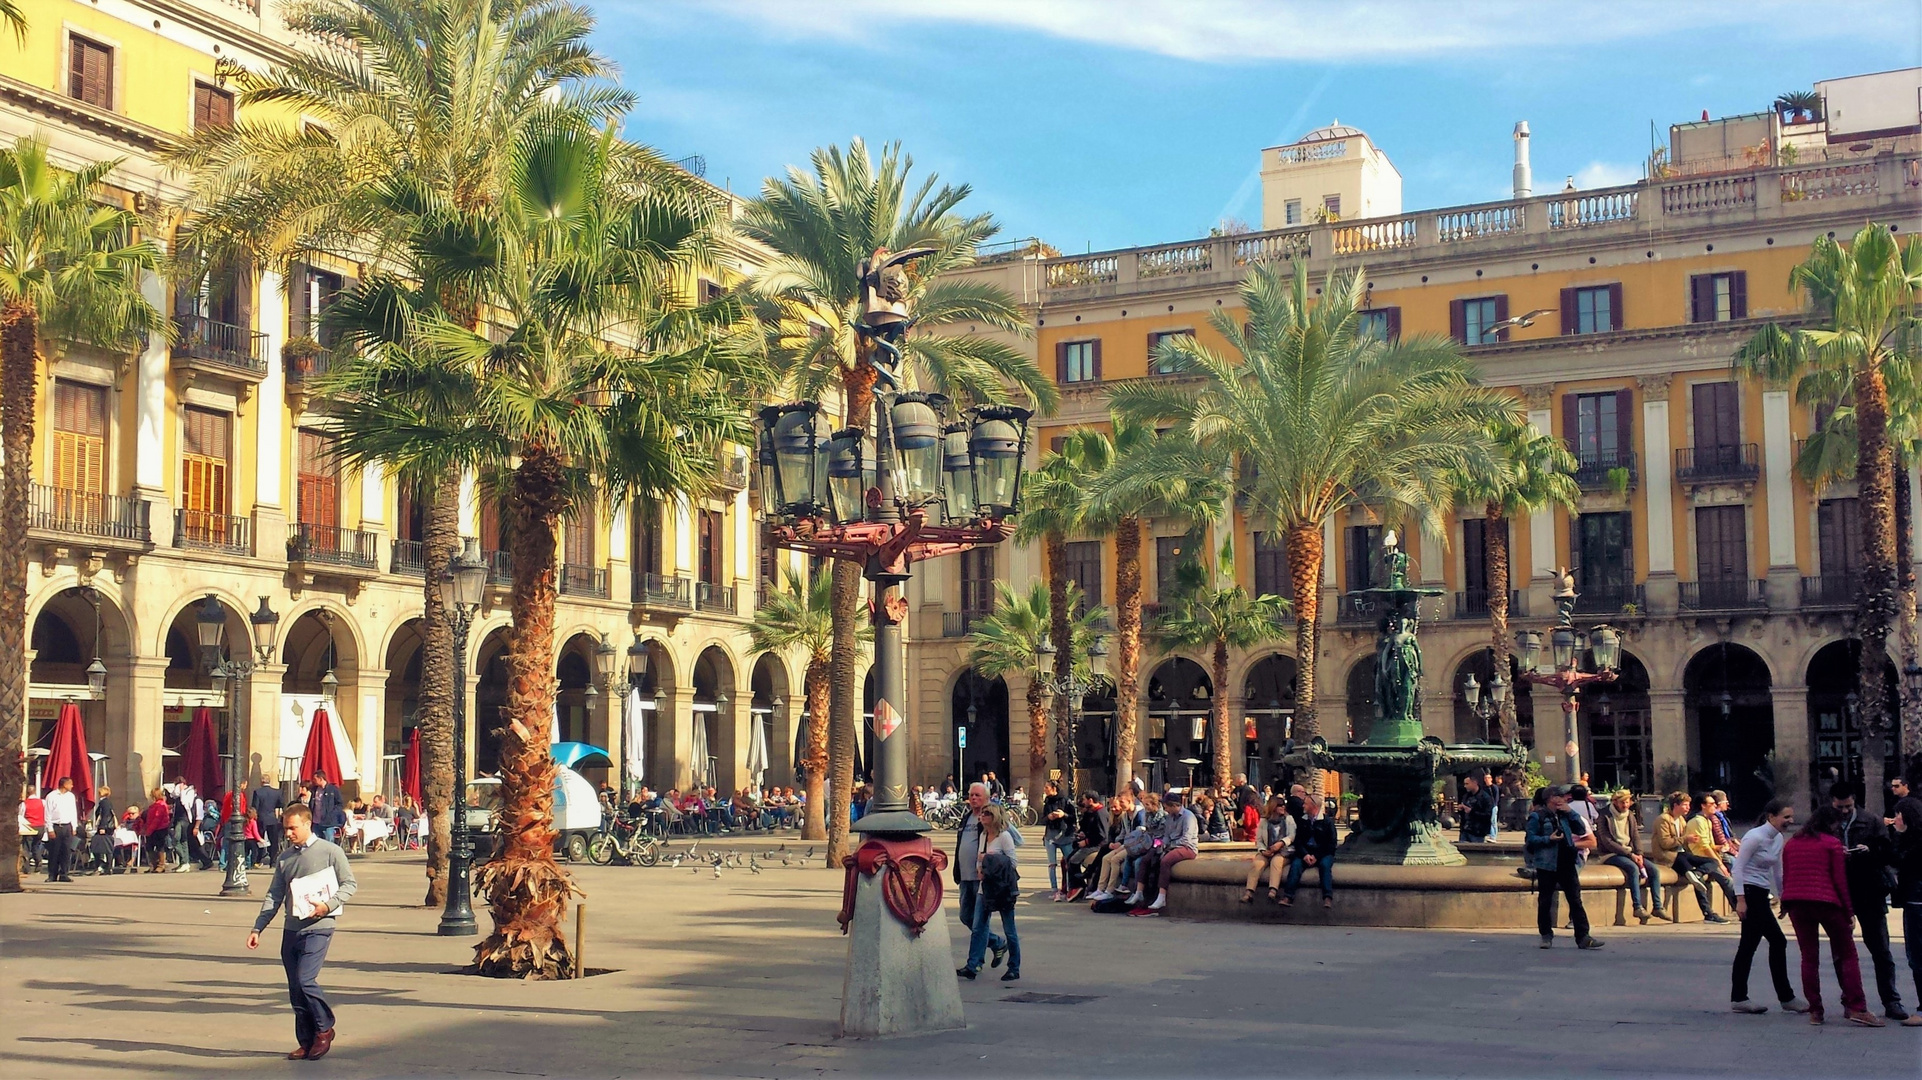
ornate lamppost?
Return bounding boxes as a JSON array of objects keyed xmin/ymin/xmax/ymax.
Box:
[
  {"xmin": 1037, "ymin": 633, "xmax": 1108, "ymax": 806},
  {"xmin": 755, "ymin": 247, "xmax": 1030, "ymax": 1038},
  {"xmin": 1461, "ymin": 662, "xmax": 1510, "ymax": 745},
  {"xmin": 438, "ymin": 542, "xmax": 488, "ymax": 937},
  {"xmin": 1515, "ymin": 570, "xmax": 1621, "ymax": 784},
  {"xmin": 197, "ymin": 594, "xmax": 278, "ymax": 896}
]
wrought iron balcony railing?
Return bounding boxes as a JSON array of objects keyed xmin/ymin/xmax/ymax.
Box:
[
  {"xmin": 288, "ymin": 522, "xmax": 378, "ymax": 570},
  {"xmin": 30, "ymin": 484, "xmax": 150, "ymax": 544},
  {"xmin": 390, "ymin": 539, "xmax": 426, "ymax": 576},
  {"xmin": 173, "ymin": 508, "xmax": 249, "ymax": 555},
  {"xmin": 1800, "ymin": 574, "xmax": 1860, "ymax": 610},
  {"xmin": 1679, "ymin": 578, "xmax": 1768, "ymax": 612},
  {"xmin": 1572, "ymin": 582, "xmax": 1644, "ymax": 615},
  {"xmin": 559, "ymin": 563, "xmax": 609, "ymax": 599},
  {"xmin": 1572, "ymin": 449, "xmax": 1637, "ymax": 492},
  {"xmin": 174, "ymin": 313, "xmax": 268, "ymax": 376},
  {"xmin": 632, "ymin": 572, "xmax": 692, "ymax": 609},
  {"xmin": 1675, "ymin": 443, "xmax": 1760, "ymax": 484},
  {"xmin": 694, "ymin": 581, "xmax": 736, "ymax": 614}
]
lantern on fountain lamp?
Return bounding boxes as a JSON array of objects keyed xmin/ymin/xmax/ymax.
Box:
[
  {"xmin": 1514, "ymin": 629, "xmax": 1543, "ymax": 674},
  {"xmin": 826, "ymin": 427, "xmax": 875, "ymax": 524},
  {"xmin": 968, "ymin": 406, "xmax": 1032, "ymax": 519},
  {"xmin": 940, "ymin": 422, "xmax": 974, "ymax": 521},
  {"xmin": 1589, "ymin": 624, "xmax": 1621, "ymax": 673},
  {"xmin": 890, "ymin": 392, "xmax": 948, "ymax": 508},
  {"xmin": 760, "ymin": 403, "xmax": 827, "ymax": 519},
  {"xmin": 1550, "ymin": 624, "xmax": 1578, "ymax": 671}
]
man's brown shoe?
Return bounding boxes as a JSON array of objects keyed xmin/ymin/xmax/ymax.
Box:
[
  {"xmin": 287, "ymin": 1046, "xmax": 309, "ymax": 1060},
  {"xmin": 307, "ymin": 1029, "xmax": 336, "ymax": 1060}
]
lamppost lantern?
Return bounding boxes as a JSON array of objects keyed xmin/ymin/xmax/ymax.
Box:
[
  {"xmin": 1906, "ymin": 660, "xmax": 1922, "ymax": 700},
  {"xmin": 761, "ymin": 402, "xmax": 827, "ymax": 518},
  {"xmin": 716, "ymin": 690, "xmax": 730, "ymax": 713},
  {"xmin": 653, "ymin": 686, "xmax": 667, "ymax": 714},
  {"xmin": 250, "ymin": 596, "xmax": 280, "ymax": 663},
  {"xmin": 1515, "ymin": 629, "xmax": 1543, "ymax": 674},
  {"xmin": 196, "ymin": 594, "xmax": 226, "ymax": 668},
  {"xmin": 1550, "ymin": 625, "xmax": 1577, "ymax": 671},
  {"xmin": 1462, "ymin": 672, "xmax": 1482, "ymax": 710},
  {"xmin": 1090, "ymin": 637, "xmax": 1109, "ymax": 680},
  {"xmin": 967, "ymin": 406, "xmax": 1031, "ymax": 518},
  {"xmin": 1036, "ymin": 634, "xmax": 1057, "ymax": 678},
  {"xmin": 628, "ymin": 637, "xmax": 650, "ymax": 686},
  {"xmin": 941, "ymin": 422, "xmax": 974, "ymax": 521},
  {"xmin": 1589, "ymin": 624, "xmax": 1621, "ymax": 672},
  {"xmin": 320, "ymin": 668, "xmax": 339, "ymax": 702},
  {"xmin": 1489, "ymin": 670, "xmax": 1510, "ymax": 706},
  {"xmin": 86, "ymin": 657, "xmax": 107, "ymax": 700},
  {"xmin": 593, "ymin": 635, "xmax": 617, "ymax": 685},
  {"xmin": 1721, "ymin": 689, "xmax": 1734, "ymax": 719},
  {"xmin": 443, "ymin": 544, "xmax": 488, "ymax": 610},
  {"xmin": 826, "ymin": 427, "xmax": 875, "ymax": 524},
  {"xmin": 890, "ymin": 392, "xmax": 949, "ymax": 506},
  {"xmin": 584, "ymin": 682, "xmax": 599, "ymax": 703}
]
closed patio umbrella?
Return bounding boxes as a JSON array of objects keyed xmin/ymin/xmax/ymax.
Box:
[
  {"xmin": 181, "ymin": 706, "xmax": 224, "ymax": 802},
  {"xmin": 622, "ymin": 686, "xmax": 645, "ymax": 793},
  {"xmin": 300, "ymin": 705, "xmax": 344, "ymax": 787},
  {"xmin": 42, "ymin": 701, "xmax": 95, "ymax": 811},
  {"xmin": 690, "ymin": 714, "xmax": 710, "ymax": 788},
  {"xmin": 402, "ymin": 727, "xmax": 422, "ymax": 805},
  {"xmin": 745, "ymin": 712, "xmax": 768, "ymax": 792}
]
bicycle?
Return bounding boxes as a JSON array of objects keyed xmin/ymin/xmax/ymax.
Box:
[{"xmin": 587, "ymin": 812, "xmax": 661, "ymax": 866}]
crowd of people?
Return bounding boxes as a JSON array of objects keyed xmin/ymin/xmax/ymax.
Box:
[{"xmin": 616, "ymin": 784, "xmax": 805, "ymax": 835}]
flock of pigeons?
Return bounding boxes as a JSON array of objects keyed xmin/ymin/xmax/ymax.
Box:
[{"xmin": 658, "ymin": 840, "xmax": 819, "ymax": 877}]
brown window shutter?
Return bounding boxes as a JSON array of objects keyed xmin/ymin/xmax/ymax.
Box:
[
  {"xmin": 1091, "ymin": 338, "xmax": 1103, "ymax": 381},
  {"xmin": 1729, "ymin": 272, "xmax": 1747, "ymax": 319},
  {"xmin": 1449, "ymin": 299, "xmax": 1465, "ymax": 344},
  {"xmin": 1689, "ymin": 275, "xmax": 1709, "ymax": 322},
  {"xmin": 1055, "ymin": 341, "xmax": 1067, "ymax": 384},
  {"xmin": 1493, "ymin": 295, "xmax": 1509, "ymax": 341},
  {"xmin": 1561, "ymin": 394, "xmax": 1579, "ymax": 453},
  {"xmin": 1615, "ymin": 388, "xmax": 1634, "ymax": 459},
  {"xmin": 1559, "ymin": 288, "xmax": 1578, "ymax": 334},
  {"xmin": 1606, "ymin": 282, "xmax": 1624, "ymax": 331},
  {"xmin": 1384, "ymin": 307, "xmax": 1401, "ymax": 343}
]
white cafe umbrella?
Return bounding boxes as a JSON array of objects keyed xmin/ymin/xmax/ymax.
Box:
[
  {"xmin": 745, "ymin": 711, "xmax": 769, "ymax": 792},
  {"xmin": 690, "ymin": 713, "xmax": 710, "ymax": 788},
  {"xmin": 622, "ymin": 686, "xmax": 645, "ymax": 790},
  {"xmin": 550, "ymin": 702, "xmax": 561, "ymax": 745}
]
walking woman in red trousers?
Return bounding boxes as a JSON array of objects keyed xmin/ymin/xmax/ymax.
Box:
[{"xmin": 1779, "ymin": 805, "xmax": 1885, "ymax": 1027}]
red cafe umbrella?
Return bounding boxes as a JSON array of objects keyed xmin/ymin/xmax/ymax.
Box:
[
  {"xmin": 300, "ymin": 706, "xmax": 344, "ymax": 788},
  {"xmin": 42, "ymin": 701, "xmax": 95, "ymax": 811},
  {"xmin": 180, "ymin": 706, "xmax": 224, "ymax": 802},
  {"xmin": 401, "ymin": 726, "xmax": 422, "ymax": 805}
]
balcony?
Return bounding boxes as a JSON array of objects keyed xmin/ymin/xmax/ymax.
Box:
[
  {"xmin": 1572, "ymin": 450, "xmax": 1637, "ymax": 492},
  {"xmin": 1573, "ymin": 583, "xmax": 1644, "ymax": 616},
  {"xmin": 173, "ymin": 314, "xmax": 268, "ymax": 379},
  {"xmin": 288, "ymin": 522, "xmax": 378, "ymax": 571},
  {"xmin": 484, "ymin": 549, "xmax": 513, "ymax": 586},
  {"xmin": 1679, "ymin": 578, "xmax": 1768, "ymax": 612},
  {"xmin": 390, "ymin": 539, "xmax": 426, "ymax": 576},
  {"xmin": 1800, "ymin": 574, "xmax": 1860, "ymax": 611},
  {"xmin": 943, "ymin": 611, "xmax": 987, "ymax": 638},
  {"xmin": 173, "ymin": 508, "xmax": 250, "ymax": 556},
  {"xmin": 1675, "ymin": 443, "xmax": 1760, "ymax": 486},
  {"xmin": 29, "ymin": 484, "xmax": 151, "ymax": 548},
  {"xmin": 632, "ymin": 572, "xmax": 692, "ymax": 610},
  {"xmin": 694, "ymin": 581, "xmax": 736, "ymax": 614},
  {"xmin": 559, "ymin": 563, "xmax": 609, "ymax": 599},
  {"xmin": 1455, "ymin": 589, "xmax": 1525, "ymax": 619}
]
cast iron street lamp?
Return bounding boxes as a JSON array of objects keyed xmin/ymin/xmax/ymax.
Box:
[
  {"xmin": 438, "ymin": 542, "xmax": 488, "ymax": 936},
  {"xmin": 1514, "ymin": 570, "xmax": 1621, "ymax": 784},
  {"xmin": 197, "ymin": 594, "xmax": 278, "ymax": 897},
  {"xmin": 1037, "ymin": 633, "xmax": 1108, "ymax": 806},
  {"xmin": 1461, "ymin": 663, "xmax": 1510, "ymax": 744}
]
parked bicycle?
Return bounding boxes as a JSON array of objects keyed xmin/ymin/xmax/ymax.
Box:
[{"xmin": 586, "ymin": 811, "xmax": 661, "ymax": 867}]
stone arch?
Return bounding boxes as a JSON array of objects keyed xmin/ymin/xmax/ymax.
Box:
[
  {"xmin": 1144, "ymin": 656, "xmax": 1212, "ymax": 791},
  {"xmin": 1803, "ymin": 639, "xmax": 1900, "ymax": 800},
  {"xmin": 1682, "ymin": 642, "xmax": 1776, "ymax": 818},
  {"xmin": 1445, "ymin": 649, "xmax": 1534, "ymax": 746},
  {"xmin": 381, "ymin": 618, "xmax": 426, "ymax": 790},
  {"xmin": 554, "ymin": 631, "xmax": 601, "ymax": 750},
  {"xmin": 1575, "ymin": 650, "xmax": 1653, "ymax": 795},
  {"xmin": 28, "ymin": 576, "xmax": 135, "ymax": 662},
  {"xmin": 1239, "ymin": 652, "xmax": 1298, "ymax": 788},
  {"xmin": 474, "ymin": 624, "xmax": 515, "ymax": 775},
  {"xmin": 27, "ymin": 584, "xmax": 136, "ymax": 795},
  {"xmin": 749, "ymin": 652, "xmax": 793, "ymax": 789},
  {"xmin": 152, "ymin": 587, "xmax": 259, "ymax": 661},
  {"xmin": 692, "ymin": 645, "xmax": 737, "ymax": 790},
  {"xmin": 951, "ymin": 670, "xmax": 1011, "ymax": 791},
  {"xmin": 277, "ymin": 599, "xmax": 366, "ymax": 670}
]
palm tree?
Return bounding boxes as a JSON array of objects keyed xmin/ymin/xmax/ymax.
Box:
[
  {"xmin": 1107, "ymin": 261, "xmax": 1516, "ymax": 793},
  {"xmin": 1452, "ymin": 418, "xmax": 1578, "ymax": 745},
  {"xmin": 323, "ymin": 121, "xmax": 760, "ymax": 978},
  {"xmin": 0, "ymin": 1, "xmax": 24, "ymax": 41},
  {"xmin": 0, "ymin": 136, "xmax": 166, "ymax": 893},
  {"xmin": 739, "ymin": 139, "xmax": 1053, "ymax": 866},
  {"xmin": 968, "ymin": 581, "xmax": 1107, "ymax": 786},
  {"xmin": 748, "ymin": 568, "xmax": 868, "ymax": 840},
  {"xmin": 1736, "ymin": 222, "xmax": 1922, "ymax": 783},
  {"xmin": 1013, "ymin": 430, "xmax": 1099, "ymax": 789},
  {"xmin": 168, "ymin": 0, "xmax": 629, "ymax": 907},
  {"xmin": 1150, "ymin": 538, "xmax": 1291, "ymax": 792}
]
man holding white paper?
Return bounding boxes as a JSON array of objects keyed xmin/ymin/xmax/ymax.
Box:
[{"xmin": 247, "ymin": 802, "xmax": 357, "ymax": 1061}]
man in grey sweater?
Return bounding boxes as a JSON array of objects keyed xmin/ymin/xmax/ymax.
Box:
[{"xmin": 247, "ymin": 803, "xmax": 357, "ymax": 1060}]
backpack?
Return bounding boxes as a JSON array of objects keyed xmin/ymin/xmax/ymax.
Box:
[
  {"xmin": 1122, "ymin": 827, "xmax": 1157, "ymax": 858},
  {"xmin": 1090, "ymin": 896, "xmax": 1134, "ymax": 914}
]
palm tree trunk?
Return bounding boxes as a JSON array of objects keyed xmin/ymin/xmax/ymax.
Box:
[
  {"xmin": 1211, "ymin": 638, "xmax": 1231, "ymax": 793},
  {"xmin": 827, "ymin": 558, "xmax": 860, "ymax": 868},
  {"xmin": 1855, "ymin": 364, "xmax": 1898, "ymax": 812},
  {"xmin": 418, "ymin": 465, "xmax": 459, "ymax": 907},
  {"xmin": 1284, "ymin": 521, "xmax": 1325, "ymax": 797},
  {"xmin": 1025, "ymin": 679, "xmax": 1050, "ymax": 790},
  {"xmin": 799, "ymin": 656, "xmax": 830, "ymax": 841},
  {"xmin": 1112, "ymin": 516, "xmax": 1143, "ymax": 795},
  {"xmin": 0, "ymin": 299, "xmax": 38, "ymax": 894},
  {"xmin": 1045, "ymin": 532, "xmax": 1069, "ymax": 792},
  {"xmin": 474, "ymin": 444, "xmax": 574, "ymax": 979},
  {"xmin": 1895, "ymin": 455, "xmax": 1920, "ymax": 770},
  {"xmin": 1485, "ymin": 504, "xmax": 1517, "ymax": 745}
]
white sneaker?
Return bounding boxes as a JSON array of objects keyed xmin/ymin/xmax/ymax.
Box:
[
  {"xmin": 1089, "ymin": 890, "xmax": 1111, "ymax": 902},
  {"xmin": 1147, "ymin": 894, "xmax": 1167, "ymax": 911},
  {"xmin": 1125, "ymin": 890, "xmax": 1144, "ymax": 907}
]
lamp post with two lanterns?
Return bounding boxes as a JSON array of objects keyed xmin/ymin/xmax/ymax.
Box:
[
  {"xmin": 755, "ymin": 246, "xmax": 1031, "ymax": 1037},
  {"xmin": 1513, "ymin": 570, "xmax": 1621, "ymax": 784},
  {"xmin": 1036, "ymin": 632, "xmax": 1108, "ymax": 807},
  {"xmin": 195, "ymin": 594, "xmax": 280, "ymax": 897},
  {"xmin": 1461, "ymin": 664, "xmax": 1510, "ymax": 745},
  {"xmin": 438, "ymin": 542, "xmax": 488, "ymax": 937}
]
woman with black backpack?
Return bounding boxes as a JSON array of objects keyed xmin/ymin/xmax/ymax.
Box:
[{"xmin": 958, "ymin": 803, "xmax": 1022, "ymax": 983}]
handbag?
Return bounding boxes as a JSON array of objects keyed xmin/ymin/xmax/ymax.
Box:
[{"xmin": 1122, "ymin": 827, "xmax": 1156, "ymax": 858}]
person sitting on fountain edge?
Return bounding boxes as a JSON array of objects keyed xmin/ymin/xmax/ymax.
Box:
[{"xmin": 1280, "ymin": 793, "xmax": 1337, "ymax": 909}]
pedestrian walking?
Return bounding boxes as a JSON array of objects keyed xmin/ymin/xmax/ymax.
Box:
[
  {"xmin": 951, "ymin": 783, "xmax": 1004, "ymax": 966},
  {"xmin": 88, "ymin": 785, "xmax": 117, "ymax": 875},
  {"xmin": 141, "ymin": 788, "xmax": 172, "ymax": 872},
  {"xmin": 1526, "ymin": 785, "xmax": 1602, "ymax": 950},
  {"xmin": 1830, "ymin": 782, "xmax": 1908, "ymax": 1021},
  {"xmin": 1728, "ymin": 798, "xmax": 1807, "ymax": 1015},
  {"xmin": 1780, "ymin": 805, "xmax": 1882, "ymax": 1027},
  {"xmin": 252, "ymin": 772, "xmax": 285, "ymax": 862},
  {"xmin": 247, "ymin": 803, "xmax": 358, "ymax": 1059},
  {"xmin": 957, "ymin": 802, "xmax": 1021, "ymax": 982},
  {"xmin": 43, "ymin": 776, "xmax": 79, "ymax": 883},
  {"xmin": 1039, "ymin": 780, "xmax": 1076, "ymax": 901}
]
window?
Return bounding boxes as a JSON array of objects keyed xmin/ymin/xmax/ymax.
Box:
[
  {"xmin": 50, "ymin": 381, "xmax": 107, "ymax": 497},
  {"xmin": 1284, "ymin": 199, "xmax": 1302, "ymax": 225},
  {"xmin": 481, "ymin": 497, "xmax": 506, "ymax": 559},
  {"xmin": 1691, "ymin": 381, "xmax": 1741, "ymax": 449},
  {"xmin": 1460, "ymin": 517, "xmax": 1493, "ymax": 610},
  {"xmin": 697, "ymin": 279, "xmax": 724, "ymax": 305},
  {"xmin": 68, "ymin": 36, "xmax": 113, "ymax": 110},
  {"xmin": 1689, "ymin": 272, "xmax": 1748, "ymax": 323},
  {"xmin": 1253, "ymin": 531, "xmax": 1291, "ymax": 599},
  {"xmin": 1694, "ymin": 505, "xmax": 1748, "ymax": 582},
  {"xmin": 1345, "ymin": 524, "xmax": 1382, "ymax": 592},
  {"xmin": 193, "ymin": 82, "xmax": 234, "ymax": 131},
  {"xmin": 757, "ymin": 533, "xmax": 779, "ymax": 597},
  {"xmin": 959, "ymin": 547, "xmax": 995, "ymax": 615},
  {"xmin": 1062, "ymin": 540, "xmax": 1102, "ymax": 609},
  {"xmin": 1561, "ymin": 284, "xmax": 1621, "ymax": 334},
  {"xmin": 296, "ymin": 429, "xmax": 339, "ymax": 528},
  {"xmin": 698, "ymin": 508, "xmax": 723, "ymax": 584},
  {"xmin": 1574, "ymin": 512, "xmax": 1632, "ymax": 600},
  {"xmin": 1322, "ymin": 194, "xmax": 1341, "ymax": 218},
  {"xmin": 1565, "ymin": 390, "xmax": 1633, "ymax": 467},
  {"xmin": 1817, "ymin": 498, "xmax": 1863, "ymax": 579},
  {"xmin": 296, "ymin": 265, "xmax": 344, "ymax": 345},
  {"xmin": 1355, "ymin": 307, "xmax": 1401, "ymax": 343},
  {"xmin": 1450, "ymin": 296, "xmax": 1507, "ymax": 345},
  {"xmin": 565, "ymin": 500, "xmax": 596, "ymax": 568},
  {"xmin": 1588, "ymin": 701, "xmax": 1652, "ymax": 796},
  {"xmin": 181, "ymin": 407, "xmax": 232, "ymax": 541},
  {"xmin": 396, "ymin": 483, "xmax": 424, "ymax": 543},
  {"xmin": 1057, "ymin": 340, "xmax": 1100, "ymax": 384},
  {"xmin": 1147, "ymin": 330, "xmax": 1191, "ymax": 375},
  {"xmin": 1155, "ymin": 535, "xmax": 1189, "ymax": 600}
]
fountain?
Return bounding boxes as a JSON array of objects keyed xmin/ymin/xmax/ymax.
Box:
[{"xmin": 1300, "ymin": 531, "xmax": 1523, "ymax": 867}]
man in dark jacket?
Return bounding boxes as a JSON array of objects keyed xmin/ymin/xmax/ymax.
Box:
[
  {"xmin": 1833, "ymin": 782, "xmax": 1907, "ymax": 1020},
  {"xmin": 1040, "ymin": 780, "xmax": 1077, "ymax": 900},
  {"xmin": 1526, "ymin": 785, "xmax": 1602, "ymax": 951},
  {"xmin": 1889, "ymin": 772, "xmax": 1922, "ymax": 1026},
  {"xmin": 309, "ymin": 775, "xmax": 347, "ymax": 845},
  {"xmin": 252, "ymin": 772, "xmax": 286, "ymax": 861},
  {"xmin": 1456, "ymin": 772, "xmax": 1498, "ymax": 843},
  {"xmin": 1280, "ymin": 793, "xmax": 1338, "ymax": 908},
  {"xmin": 1063, "ymin": 794, "xmax": 1109, "ymax": 901},
  {"xmin": 1233, "ymin": 774, "xmax": 1260, "ymax": 817}
]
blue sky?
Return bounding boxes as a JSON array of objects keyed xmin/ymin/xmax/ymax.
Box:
[{"xmin": 595, "ymin": 1, "xmax": 1922, "ymax": 253}]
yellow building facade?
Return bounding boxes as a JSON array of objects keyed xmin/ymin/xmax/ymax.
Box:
[{"xmin": 4, "ymin": 0, "xmax": 810, "ymax": 804}]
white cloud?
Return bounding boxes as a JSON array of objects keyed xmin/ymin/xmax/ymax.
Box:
[
  {"xmin": 691, "ymin": 0, "xmax": 1915, "ymax": 62},
  {"xmin": 1573, "ymin": 161, "xmax": 1643, "ymax": 190}
]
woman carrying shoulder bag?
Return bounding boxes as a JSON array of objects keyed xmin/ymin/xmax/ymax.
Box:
[{"xmin": 958, "ymin": 804, "xmax": 1022, "ymax": 983}]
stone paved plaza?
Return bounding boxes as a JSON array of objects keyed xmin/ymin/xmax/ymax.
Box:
[{"xmin": 2, "ymin": 840, "xmax": 1915, "ymax": 1079}]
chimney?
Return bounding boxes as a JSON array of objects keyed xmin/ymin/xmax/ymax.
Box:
[{"xmin": 1512, "ymin": 121, "xmax": 1532, "ymax": 199}]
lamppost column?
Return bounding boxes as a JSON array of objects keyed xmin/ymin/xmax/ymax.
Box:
[
  {"xmin": 853, "ymin": 568, "xmax": 920, "ymax": 832},
  {"xmin": 1561, "ymin": 685, "xmax": 1582, "ymax": 785},
  {"xmin": 439, "ymin": 603, "xmax": 478, "ymax": 936}
]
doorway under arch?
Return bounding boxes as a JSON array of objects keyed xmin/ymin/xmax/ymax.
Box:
[
  {"xmin": 1146, "ymin": 657, "xmax": 1212, "ymax": 791},
  {"xmin": 1684, "ymin": 643, "xmax": 1775, "ymax": 818},
  {"xmin": 1242, "ymin": 653, "xmax": 1297, "ymax": 788},
  {"xmin": 951, "ymin": 671, "xmax": 1010, "ymax": 790},
  {"xmin": 1806, "ymin": 640, "xmax": 1900, "ymax": 801}
]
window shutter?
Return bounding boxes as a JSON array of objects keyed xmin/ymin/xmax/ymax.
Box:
[
  {"xmin": 1493, "ymin": 295, "xmax": 1509, "ymax": 341},
  {"xmin": 1384, "ymin": 307, "xmax": 1401, "ymax": 343},
  {"xmin": 1606, "ymin": 282, "xmax": 1624, "ymax": 332},
  {"xmin": 1689, "ymin": 275, "xmax": 1709, "ymax": 323},
  {"xmin": 1449, "ymin": 299, "xmax": 1466, "ymax": 344},
  {"xmin": 1559, "ymin": 288, "xmax": 1577, "ymax": 334},
  {"xmin": 1561, "ymin": 394, "xmax": 1579, "ymax": 454},
  {"xmin": 1614, "ymin": 388, "xmax": 1634, "ymax": 461},
  {"xmin": 1091, "ymin": 338, "xmax": 1103, "ymax": 381},
  {"xmin": 1729, "ymin": 272, "xmax": 1747, "ymax": 319},
  {"xmin": 1055, "ymin": 341, "xmax": 1067, "ymax": 384}
]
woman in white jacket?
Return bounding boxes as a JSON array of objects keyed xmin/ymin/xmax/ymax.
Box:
[{"xmin": 1728, "ymin": 798, "xmax": 1808, "ymax": 1015}]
